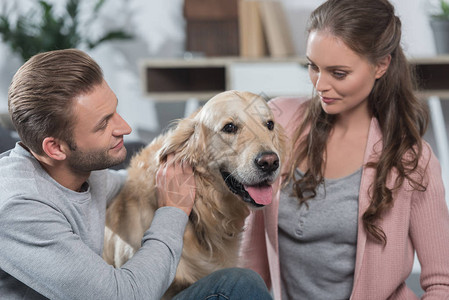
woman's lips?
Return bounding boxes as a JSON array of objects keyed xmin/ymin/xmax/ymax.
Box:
[{"xmin": 321, "ymin": 96, "xmax": 337, "ymax": 104}]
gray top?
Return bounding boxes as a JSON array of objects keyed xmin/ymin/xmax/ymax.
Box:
[
  {"xmin": 278, "ymin": 168, "xmax": 361, "ymax": 300},
  {"xmin": 0, "ymin": 143, "xmax": 188, "ymax": 300}
]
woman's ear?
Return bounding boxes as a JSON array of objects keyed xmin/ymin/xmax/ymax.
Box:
[
  {"xmin": 42, "ymin": 137, "xmax": 67, "ymax": 161},
  {"xmin": 375, "ymin": 54, "xmax": 391, "ymax": 79}
]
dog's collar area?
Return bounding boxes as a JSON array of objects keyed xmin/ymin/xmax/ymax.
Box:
[{"xmin": 220, "ymin": 171, "xmax": 266, "ymax": 207}]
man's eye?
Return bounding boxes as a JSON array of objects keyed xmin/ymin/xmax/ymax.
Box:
[
  {"xmin": 222, "ymin": 123, "xmax": 238, "ymax": 134},
  {"xmin": 95, "ymin": 120, "xmax": 109, "ymax": 132},
  {"xmin": 100, "ymin": 121, "xmax": 109, "ymax": 129}
]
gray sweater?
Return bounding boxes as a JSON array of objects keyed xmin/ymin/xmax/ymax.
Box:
[
  {"xmin": 0, "ymin": 143, "xmax": 188, "ymax": 300},
  {"xmin": 278, "ymin": 168, "xmax": 361, "ymax": 300}
]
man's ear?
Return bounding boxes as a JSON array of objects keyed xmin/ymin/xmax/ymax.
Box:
[
  {"xmin": 42, "ymin": 137, "xmax": 68, "ymax": 161},
  {"xmin": 375, "ymin": 54, "xmax": 391, "ymax": 79}
]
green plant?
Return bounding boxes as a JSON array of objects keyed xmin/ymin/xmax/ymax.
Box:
[
  {"xmin": 431, "ymin": 0, "xmax": 449, "ymax": 20},
  {"xmin": 0, "ymin": 0, "xmax": 133, "ymax": 61}
]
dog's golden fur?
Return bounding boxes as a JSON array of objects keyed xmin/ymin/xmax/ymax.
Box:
[{"xmin": 103, "ymin": 91, "xmax": 286, "ymax": 298}]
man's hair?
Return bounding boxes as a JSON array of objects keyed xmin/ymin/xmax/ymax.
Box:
[{"xmin": 8, "ymin": 48, "xmax": 104, "ymax": 155}]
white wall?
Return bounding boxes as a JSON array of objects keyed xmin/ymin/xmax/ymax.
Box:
[
  {"xmin": 0, "ymin": 0, "xmax": 444, "ymax": 141},
  {"xmin": 283, "ymin": 0, "xmax": 440, "ymax": 57}
]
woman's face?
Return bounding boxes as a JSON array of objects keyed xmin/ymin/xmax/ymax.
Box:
[{"xmin": 306, "ymin": 30, "xmax": 388, "ymax": 118}]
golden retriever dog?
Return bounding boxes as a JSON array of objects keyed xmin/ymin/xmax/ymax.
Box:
[{"xmin": 103, "ymin": 90, "xmax": 286, "ymax": 298}]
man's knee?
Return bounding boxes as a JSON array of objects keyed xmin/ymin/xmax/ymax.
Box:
[
  {"xmin": 224, "ymin": 268, "xmax": 265, "ymax": 285},
  {"xmin": 172, "ymin": 268, "xmax": 271, "ymax": 300},
  {"xmin": 215, "ymin": 268, "xmax": 269, "ymax": 293}
]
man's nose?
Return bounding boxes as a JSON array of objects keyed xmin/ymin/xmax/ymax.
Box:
[{"xmin": 113, "ymin": 113, "xmax": 132, "ymax": 136}]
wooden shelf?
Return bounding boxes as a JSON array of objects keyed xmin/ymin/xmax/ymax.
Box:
[
  {"xmin": 140, "ymin": 56, "xmax": 308, "ymax": 101},
  {"xmin": 145, "ymin": 67, "xmax": 226, "ymax": 92},
  {"xmin": 417, "ymin": 90, "xmax": 449, "ymax": 100},
  {"xmin": 142, "ymin": 91, "xmax": 224, "ymax": 102},
  {"xmin": 408, "ymin": 55, "xmax": 449, "ymax": 64},
  {"xmin": 140, "ymin": 55, "xmax": 449, "ymax": 101},
  {"xmin": 410, "ymin": 56, "xmax": 449, "ymax": 97}
]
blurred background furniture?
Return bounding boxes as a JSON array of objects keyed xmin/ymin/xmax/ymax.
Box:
[
  {"xmin": 0, "ymin": 113, "xmax": 18, "ymax": 153},
  {"xmin": 184, "ymin": 0, "xmax": 239, "ymax": 56}
]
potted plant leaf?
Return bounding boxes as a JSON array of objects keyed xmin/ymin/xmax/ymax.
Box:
[
  {"xmin": 430, "ymin": 0, "xmax": 449, "ymax": 54},
  {"xmin": 0, "ymin": 0, "xmax": 133, "ymax": 61}
]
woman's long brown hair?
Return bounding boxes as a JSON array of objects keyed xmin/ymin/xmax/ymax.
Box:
[{"xmin": 289, "ymin": 0, "xmax": 429, "ymax": 244}]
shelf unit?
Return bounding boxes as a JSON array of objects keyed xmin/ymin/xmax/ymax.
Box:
[
  {"xmin": 410, "ymin": 55, "xmax": 449, "ymax": 99},
  {"xmin": 139, "ymin": 56, "xmax": 310, "ymax": 101},
  {"xmin": 140, "ymin": 55, "xmax": 449, "ymax": 101}
]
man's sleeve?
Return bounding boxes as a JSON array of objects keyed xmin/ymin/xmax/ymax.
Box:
[{"xmin": 0, "ymin": 196, "xmax": 187, "ymax": 300}]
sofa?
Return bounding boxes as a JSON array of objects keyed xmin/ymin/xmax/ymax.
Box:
[{"xmin": 0, "ymin": 123, "xmax": 18, "ymax": 153}]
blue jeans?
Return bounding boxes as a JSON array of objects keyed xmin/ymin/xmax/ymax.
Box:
[{"xmin": 172, "ymin": 268, "xmax": 272, "ymax": 300}]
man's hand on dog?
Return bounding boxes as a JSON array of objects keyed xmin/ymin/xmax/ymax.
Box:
[{"xmin": 156, "ymin": 154, "xmax": 196, "ymax": 216}]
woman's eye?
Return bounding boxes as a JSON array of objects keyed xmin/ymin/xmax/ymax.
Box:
[
  {"xmin": 266, "ymin": 120, "xmax": 274, "ymax": 131},
  {"xmin": 307, "ymin": 63, "xmax": 318, "ymax": 71},
  {"xmin": 222, "ymin": 123, "xmax": 238, "ymax": 134},
  {"xmin": 333, "ymin": 71, "xmax": 347, "ymax": 79}
]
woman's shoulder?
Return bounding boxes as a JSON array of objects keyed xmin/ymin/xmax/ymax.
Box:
[
  {"xmin": 268, "ymin": 96, "xmax": 310, "ymax": 130},
  {"xmin": 396, "ymin": 139, "xmax": 443, "ymax": 191},
  {"xmin": 268, "ymin": 96, "xmax": 309, "ymax": 113},
  {"xmin": 420, "ymin": 140, "xmax": 441, "ymax": 172}
]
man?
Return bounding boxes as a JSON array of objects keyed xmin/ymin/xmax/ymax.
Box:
[{"xmin": 0, "ymin": 49, "xmax": 271, "ymax": 299}]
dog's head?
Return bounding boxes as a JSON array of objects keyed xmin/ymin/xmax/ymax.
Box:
[{"xmin": 159, "ymin": 90, "xmax": 286, "ymax": 208}]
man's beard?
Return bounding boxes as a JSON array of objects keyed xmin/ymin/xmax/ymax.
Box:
[{"xmin": 66, "ymin": 145, "xmax": 127, "ymax": 173}]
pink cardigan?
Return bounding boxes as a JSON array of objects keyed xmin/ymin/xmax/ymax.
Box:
[{"xmin": 240, "ymin": 97, "xmax": 449, "ymax": 299}]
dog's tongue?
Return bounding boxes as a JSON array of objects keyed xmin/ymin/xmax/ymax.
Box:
[{"xmin": 244, "ymin": 185, "xmax": 273, "ymax": 205}]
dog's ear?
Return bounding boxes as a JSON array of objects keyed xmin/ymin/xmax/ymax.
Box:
[{"xmin": 158, "ymin": 117, "xmax": 207, "ymax": 167}]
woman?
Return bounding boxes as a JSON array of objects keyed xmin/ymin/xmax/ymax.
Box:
[{"xmin": 240, "ymin": 0, "xmax": 449, "ymax": 299}]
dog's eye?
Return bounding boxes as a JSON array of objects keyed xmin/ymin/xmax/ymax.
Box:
[
  {"xmin": 266, "ymin": 121, "xmax": 274, "ymax": 131},
  {"xmin": 222, "ymin": 123, "xmax": 238, "ymax": 134}
]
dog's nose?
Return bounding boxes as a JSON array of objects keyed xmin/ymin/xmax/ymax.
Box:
[{"xmin": 255, "ymin": 152, "xmax": 279, "ymax": 173}]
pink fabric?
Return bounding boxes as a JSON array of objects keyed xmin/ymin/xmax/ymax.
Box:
[{"xmin": 240, "ymin": 97, "xmax": 449, "ymax": 299}]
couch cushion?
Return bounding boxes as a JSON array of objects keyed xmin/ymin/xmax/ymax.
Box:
[{"xmin": 0, "ymin": 125, "xmax": 18, "ymax": 153}]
